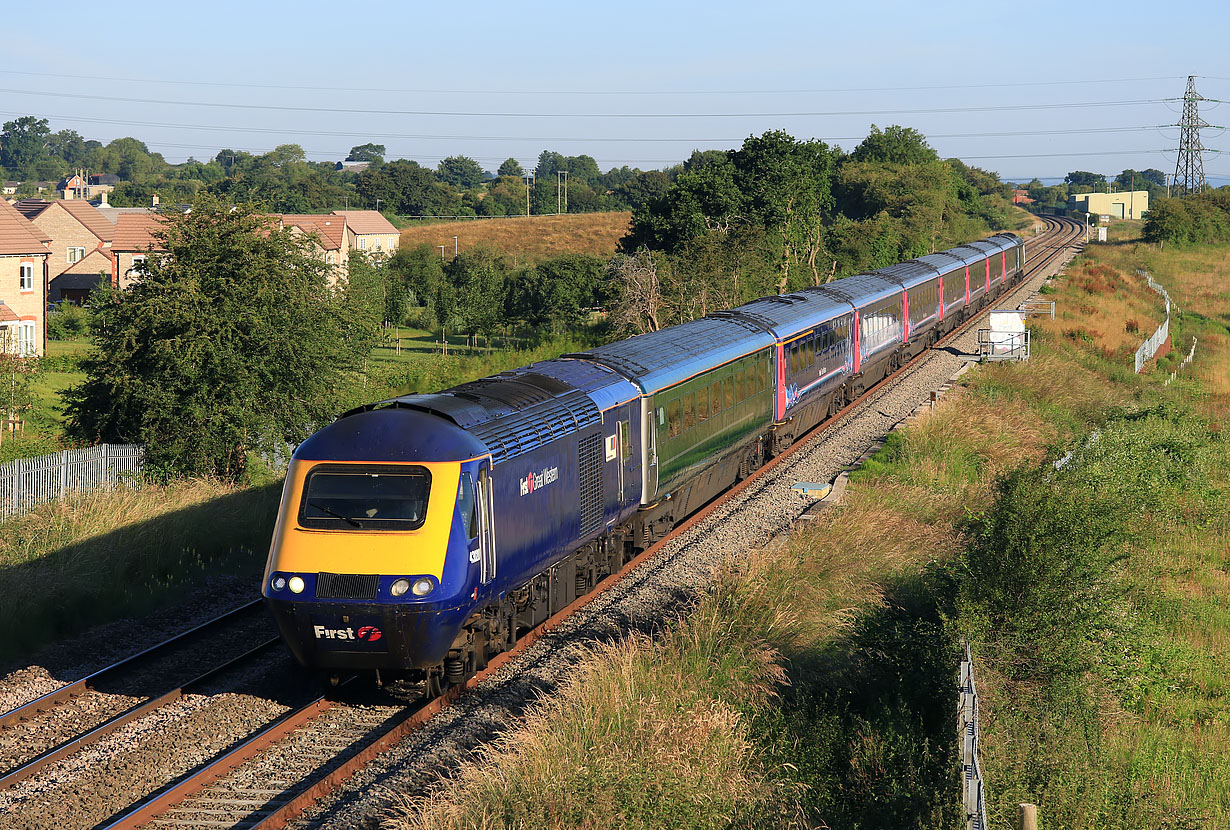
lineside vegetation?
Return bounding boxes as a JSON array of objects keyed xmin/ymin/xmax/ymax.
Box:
[{"xmin": 383, "ymin": 223, "xmax": 1230, "ymax": 829}]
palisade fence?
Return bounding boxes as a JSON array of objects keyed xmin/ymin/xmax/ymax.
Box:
[
  {"xmin": 959, "ymin": 642, "xmax": 988, "ymax": 830},
  {"xmin": 1135, "ymin": 269, "xmax": 1173, "ymax": 373},
  {"xmin": 0, "ymin": 444, "xmax": 144, "ymax": 518}
]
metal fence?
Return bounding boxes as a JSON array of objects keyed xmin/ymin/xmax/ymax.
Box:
[
  {"xmin": 1135, "ymin": 270, "xmax": 1173, "ymax": 373},
  {"xmin": 959, "ymin": 643, "xmax": 989, "ymax": 830},
  {"xmin": 0, "ymin": 444, "xmax": 143, "ymax": 518}
]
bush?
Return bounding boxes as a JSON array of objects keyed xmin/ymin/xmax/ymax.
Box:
[{"xmin": 45, "ymin": 303, "xmax": 92, "ymax": 340}]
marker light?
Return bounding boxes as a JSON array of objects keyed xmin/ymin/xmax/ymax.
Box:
[
  {"xmin": 411, "ymin": 578, "xmax": 434, "ymax": 596},
  {"xmin": 390, "ymin": 578, "xmax": 411, "ymax": 597},
  {"xmin": 270, "ymin": 576, "xmax": 287, "ymax": 592},
  {"xmin": 288, "ymin": 576, "xmax": 305, "ymax": 594}
]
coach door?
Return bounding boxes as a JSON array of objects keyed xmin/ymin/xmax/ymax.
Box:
[{"xmin": 476, "ymin": 466, "xmax": 496, "ymax": 584}]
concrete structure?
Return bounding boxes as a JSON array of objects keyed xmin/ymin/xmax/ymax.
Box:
[
  {"xmin": 1068, "ymin": 190, "xmax": 1149, "ymax": 220},
  {"xmin": 0, "ymin": 199, "xmax": 50, "ymax": 357}
]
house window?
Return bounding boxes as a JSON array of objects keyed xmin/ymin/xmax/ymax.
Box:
[
  {"xmin": 131, "ymin": 255, "xmax": 147, "ymax": 275},
  {"xmin": 358, "ymin": 237, "xmax": 367, "ymax": 250},
  {"xmin": 19, "ymin": 263, "xmax": 33, "ymax": 291},
  {"xmin": 326, "ymin": 251, "xmax": 335, "ymax": 265},
  {"xmin": 17, "ymin": 322, "xmax": 36, "ymax": 356},
  {"xmin": 67, "ymin": 247, "xmax": 86, "ymax": 264}
]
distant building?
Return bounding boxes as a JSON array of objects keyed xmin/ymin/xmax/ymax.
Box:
[
  {"xmin": 335, "ymin": 161, "xmax": 370, "ymax": 173},
  {"xmin": 1, "ymin": 182, "xmax": 18, "ymax": 196},
  {"xmin": 1068, "ymin": 190, "xmax": 1149, "ymax": 220},
  {"xmin": 16, "ymin": 200, "xmax": 116, "ymax": 302},
  {"xmin": 332, "ymin": 209, "xmax": 399, "ymax": 255},
  {"xmin": 1012, "ymin": 189, "xmax": 1035, "ymax": 206},
  {"xmin": 57, "ymin": 173, "xmax": 90, "ymax": 200}
]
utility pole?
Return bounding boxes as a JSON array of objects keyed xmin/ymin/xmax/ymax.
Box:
[
  {"xmin": 1173, "ymin": 75, "xmax": 1209, "ymax": 196},
  {"xmin": 557, "ymin": 170, "xmax": 568, "ymax": 214},
  {"xmin": 524, "ymin": 173, "xmax": 534, "ymax": 216}
]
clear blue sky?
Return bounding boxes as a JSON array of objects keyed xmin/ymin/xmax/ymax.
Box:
[{"xmin": 5, "ymin": 0, "xmax": 1230, "ymax": 183}]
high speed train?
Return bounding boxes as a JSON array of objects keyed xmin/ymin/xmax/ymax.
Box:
[{"xmin": 263, "ymin": 233, "xmax": 1024, "ymax": 690}]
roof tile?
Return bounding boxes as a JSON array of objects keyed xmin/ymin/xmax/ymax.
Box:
[
  {"xmin": 112, "ymin": 212, "xmax": 168, "ymax": 252},
  {"xmin": 330, "ymin": 209, "xmax": 397, "ymax": 236},
  {"xmin": 0, "ymin": 199, "xmax": 51, "ymax": 255}
]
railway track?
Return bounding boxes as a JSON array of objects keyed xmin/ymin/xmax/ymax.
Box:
[{"xmin": 81, "ymin": 215, "xmax": 1084, "ymax": 830}]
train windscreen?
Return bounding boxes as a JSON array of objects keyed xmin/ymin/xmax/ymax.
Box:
[{"xmin": 299, "ymin": 465, "xmax": 432, "ymax": 530}]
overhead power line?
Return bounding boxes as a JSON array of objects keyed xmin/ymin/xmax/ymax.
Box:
[
  {"xmin": 0, "ymin": 68, "xmax": 1185, "ymax": 96},
  {"xmin": 0, "ymin": 87, "xmax": 1173, "ymax": 118}
]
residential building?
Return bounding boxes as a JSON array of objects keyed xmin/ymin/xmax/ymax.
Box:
[
  {"xmin": 333, "ymin": 210, "xmax": 399, "ymax": 256},
  {"xmin": 112, "ymin": 213, "xmax": 167, "ymax": 288},
  {"xmin": 0, "ymin": 199, "xmax": 50, "ymax": 357},
  {"xmin": 281, "ymin": 214, "xmax": 348, "ymax": 271},
  {"xmin": 16, "ymin": 200, "xmax": 116, "ymax": 301},
  {"xmin": 57, "ymin": 173, "xmax": 90, "ymax": 200},
  {"xmin": 2, "ymin": 182, "xmax": 17, "ymax": 196},
  {"xmin": 1012, "ymin": 189, "xmax": 1035, "ymax": 206},
  {"xmin": 88, "ymin": 173, "xmax": 120, "ymax": 199},
  {"xmin": 1068, "ymin": 190, "xmax": 1149, "ymax": 220}
]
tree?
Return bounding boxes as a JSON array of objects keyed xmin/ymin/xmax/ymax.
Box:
[
  {"xmin": 851, "ymin": 125, "xmax": 938, "ymax": 166},
  {"xmin": 389, "ymin": 243, "xmax": 446, "ymax": 310},
  {"xmin": 437, "ymin": 155, "xmax": 487, "ymax": 190},
  {"xmin": 497, "ymin": 158, "xmax": 524, "ymax": 177},
  {"xmin": 608, "ymin": 249, "xmax": 662, "ymax": 334},
  {"xmin": 347, "ymin": 143, "xmax": 386, "ymax": 163},
  {"xmin": 446, "ymin": 247, "xmax": 506, "ymax": 338},
  {"xmin": 1, "ymin": 116, "xmax": 51, "ymax": 176},
  {"xmin": 1064, "ymin": 171, "xmax": 1107, "ymax": 192},
  {"xmin": 64, "ymin": 195, "xmax": 374, "ymax": 481}
]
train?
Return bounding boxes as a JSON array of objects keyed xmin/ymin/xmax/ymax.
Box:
[{"xmin": 263, "ymin": 232, "xmax": 1025, "ymax": 690}]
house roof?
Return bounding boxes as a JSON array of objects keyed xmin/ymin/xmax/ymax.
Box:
[
  {"xmin": 0, "ymin": 302, "xmax": 18, "ymax": 323},
  {"xmin": 332, "ymin": 209, "xmax": 397, "ymax": 236},
  {"xmin": 282, "ymin": 214, "xmax": 344, "ymax": 250},
  {"xmin": 112, "ymin": 212, "xmax": 168, "ymax": 252},
  {"xmin": 55, "ymin": 200, "xmax": 114, "ymax": 243},
  {"xmin": 13, "ymin": 198, "xmax": 52, "ymax": 221},
  {"xmin": 62, "ymin": 248, "xmax": 115, "ymax": 275},
  {"xmin": 0, "ymin": 198, "xmax": 52, "ymax": 255}
]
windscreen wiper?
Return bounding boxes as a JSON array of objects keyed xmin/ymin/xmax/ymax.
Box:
[{"xmin": 308, "ymin": 501, "xmax": 363, "ymax": 528}]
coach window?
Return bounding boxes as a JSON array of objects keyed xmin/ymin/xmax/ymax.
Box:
[
  {"xmin": 711, "ymin": 382, "xmax": 722, "ymax": 416},
  {"xmin": 667, "ymin": 399, "xmax": 682, "ymax": 438},
  {"xmin": 723, "ymin": 377, "xmax": 734, "ymax": 410},
  {"xmin": 697, "ymin": 386, "xmax": 709, "ymax": 423},
  {"xmin": 683, "ymin": 392, "xmax": 695, "ymax": 431}
]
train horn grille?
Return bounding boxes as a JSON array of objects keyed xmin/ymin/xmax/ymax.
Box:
[{"xmin": 316, "ymin": 572, "xmax": 380, "ymax": 600}]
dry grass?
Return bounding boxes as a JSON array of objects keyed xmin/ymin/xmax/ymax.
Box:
[
  {"xmin": 0, "ymin": 478, "xmax": 279, "ymax": 660},
  {"xmin": 398, "ymin": 213, "xmax": 631, "ymax": 265}
]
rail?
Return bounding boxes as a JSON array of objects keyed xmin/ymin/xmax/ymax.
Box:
[{"xmin": 0, "ymin": 443, "xmax": 143, "ymax": 518}]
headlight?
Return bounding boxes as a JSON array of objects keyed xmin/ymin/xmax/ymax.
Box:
[
  {"xmin": 288, "ymin": 576, "xmax": 305, "ymax": 594},
  {"xmin": 390, "ymin": 578, "xmax": 411, "ymax": 597},
  {"xmin": 270, "ymin": 576, "xmax": 287, "ymax": 592},
  {"xmin": 411, "ymin": 578, "xmax": 434, "ymax": 596}
]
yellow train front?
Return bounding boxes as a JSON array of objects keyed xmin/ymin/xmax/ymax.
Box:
[{"xmin": 262, "ymin": 405, "xmax": 492, "ymax": 674}]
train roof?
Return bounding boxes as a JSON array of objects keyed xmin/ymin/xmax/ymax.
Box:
[
  {"xmin": 334, "ymin": 358, "xmax": 638, "ymax": 466},
  {"xmin": 873, "ymin": 260, "xmax": 942, "ymax": 290},
  {"xmin": 914, "ymin": 251, "xmax": 976, "ymax": 272},
  {"xmin": 566, "ymin": 315, "xmax": 774, "ymax": 395},
  {"xmin": 717, "ymin": 291, "xmax": 851, "ymax": 340},
  {"xmin": 803, "ymin": 272, "xmax": 901, "ymax": 310}
]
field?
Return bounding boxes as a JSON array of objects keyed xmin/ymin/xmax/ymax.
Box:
[{"xmin": 397, "ymin": 212, "xmax": 631, "ymax": 264}]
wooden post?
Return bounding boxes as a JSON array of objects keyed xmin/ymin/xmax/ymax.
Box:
[{"xmin": 1018, "ymin": 803, "xmax": 1038, "ymax": 830}]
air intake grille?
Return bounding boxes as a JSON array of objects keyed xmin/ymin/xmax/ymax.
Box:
[
  {"xmin": 578, "ymin": 432, "xmax": 603, "ymax": 536},
  {"xmin": 316, "ymin": 572, "xmax": 379, "ymax": 600}
]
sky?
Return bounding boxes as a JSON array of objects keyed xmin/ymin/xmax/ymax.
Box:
[{"xmin": 5, "ymin": 0, "xmax": 1230, "ymax": 185}]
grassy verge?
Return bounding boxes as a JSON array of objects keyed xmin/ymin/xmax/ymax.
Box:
[
  {"xmin": 386, "ymin": 230, "xmax": 1230, "ymax": 829},
  {"xmin": 0, "ymin": 478, "xmax": 279, "ymax": 664}
]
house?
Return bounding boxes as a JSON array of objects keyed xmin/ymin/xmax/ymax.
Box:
[
  {"xmin": 15, "ymin": 200, "xmax": 116, "ymax": 302},
  {"xmin": 280, "ymin": 214, "xmax": 348, "ymax": 271},
  {"xmin": 0, "ymin": 199, "xmax": 51, "ymax": 357},
  {"xmin": 332, "ymin": 210, "xmax": 399, "ymax": 256},
  {"xmin": 112, "ymin": 212, "xmax": 167, "ymax": 288},
  {"xmin": 1, "ymin": 182, "xmax": 18, "ymax": 196},
  {"xmin": 1012, "ymin": 189, "xmax": 1035, "ymax": 206},
  {"xmin": 57, "ymin": 173, "xmax": 90, "ymax": 200},
  {"xmin": 88, "ymin": 173, "xmax": 120, "ymax": 199},
  {"xmin": 335, "ymin": 161, "xmax": 370, "ymax": 173}
]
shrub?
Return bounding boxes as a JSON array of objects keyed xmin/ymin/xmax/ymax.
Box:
[{"xmin": 45, "ymin": 303, "xmax": 92, "ymax": 340}]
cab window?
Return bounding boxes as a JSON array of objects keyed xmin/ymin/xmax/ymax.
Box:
[{"xmin": 457, "ymin": 472, "xmax": 478, "ymax": 539}]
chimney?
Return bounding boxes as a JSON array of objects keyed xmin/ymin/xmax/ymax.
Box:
[
  {"xmin": 151, "ymin": 194, "xmax": 160, "ymax": 208},
  {"xmin": 99, "ymin": 191, "xmax": 109, "ymax": 206}
]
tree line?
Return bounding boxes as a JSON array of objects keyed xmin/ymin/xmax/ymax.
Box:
[
  {"xmin": 1142, "ymin": 190, "xmax": 1230, "ymax": 245},
  {"xmin": 0, "ymin": 116, "xmax": 670, "ymax": 216}
]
